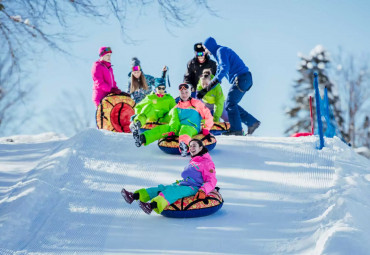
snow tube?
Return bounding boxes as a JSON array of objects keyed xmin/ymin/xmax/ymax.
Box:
[
  {"xmin": 158, "ymin": 133, "xmax": 217, "ymax": 155},
  {"xmin": 210, "ymin": 122, "xmax": 230, "ymax": 135},
  {"xmin": 161, "ymin": 188, "xmax": 224, "ymax": 218},
  {"xmin": 96, "ymin": 93, "xmax": 136, "ymax": 133}
]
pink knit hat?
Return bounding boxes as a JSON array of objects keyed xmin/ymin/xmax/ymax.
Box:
[{"xmin": 99, "ymin": 47, "xmax": 112, "ymax": 57}]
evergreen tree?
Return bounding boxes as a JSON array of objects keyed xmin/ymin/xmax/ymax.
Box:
[{"xmin": 285, "ymin": 45, "xmax": 345, "ymax": 137}]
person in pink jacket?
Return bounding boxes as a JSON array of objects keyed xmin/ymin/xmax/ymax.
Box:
[
  {"xmin": 121, "ymin": 139, "xmax": 217, "ymax": 215},
  {"xmin": 91, "ymin": 47, "xmax": 122, "ymax": 107}
]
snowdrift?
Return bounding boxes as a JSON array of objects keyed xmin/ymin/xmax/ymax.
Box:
[{"xmin": 0, "ymin": 129, "xmax": 369, "ymax": 254}]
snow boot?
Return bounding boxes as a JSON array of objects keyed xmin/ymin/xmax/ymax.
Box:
[
  {"xmin": 179, "ymin": 141, "xmax": 189, "ymax": 157},
  {"xmin": 247, "ymin": 121, "xmax": 261, "ymax": 135},
  {"xmin": 134, "ymin": 133, "xmax": 146, "ymax": 147},
  {"xmin": 129, "ymin": 120, "xmax": 142, "ymax": 133},
  {"xmin": 222, "ymin": 130, "xmax": 244, "ymax": 136},
  {"xmin": 121, "ymin": 188, "xmax": 139, "ymax": 204},
  {"xmin": 139, "ymin": 201, "xmax": 157, "ymax": 215}
]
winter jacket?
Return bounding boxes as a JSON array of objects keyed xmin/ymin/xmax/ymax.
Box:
[
  {"xmin": 196, "ymin": 74, "xmax": 225, "ymax": 122},
  {"xmin": 183, "ymin": 55, "xmax": 217, "ymax": 91},
  {"xmin": 203, "ymin": 37, "xmax": 249, "ymax": 85},
  {"xmin": 134, "ymin": 92, "xmax": 176, "ymax": 124},
  {"xmin": 169, "ymin": 98, "xmax": 214, "ymax": 133},
  {"xmin": 127, "ymin": 71, "xmax": 167, "ymax": 104},
  {"xmin": 180, "ymin": 152, "xmax": 217, "ymax": 195},
  {"xmin": 91, "ymin": 60, "xmax": 118, "ymax": 107}
]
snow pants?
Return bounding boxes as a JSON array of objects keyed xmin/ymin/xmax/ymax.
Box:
[
  {"xmin": 135, "ymin": 184, "xmax": 198, "ymax": 213},
  {"xmin": 134, "ymin": 104, "xmax": 171, "ymax": 126},
  {"xmin": 226, "ymin": 72, "xmax": 259, "ymax": 132},
  {"xmin": 142, "ymin": 123, "xmax": 198, "ymax": 146}
]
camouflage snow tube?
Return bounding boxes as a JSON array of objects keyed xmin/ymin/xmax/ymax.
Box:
[
  {"xmin": 210, "ymin": 122, "xmax": 230, "ymax": 136},
  {"xmin": 161, "ymin": 188, "xmax": 224, "ymax": 218}
]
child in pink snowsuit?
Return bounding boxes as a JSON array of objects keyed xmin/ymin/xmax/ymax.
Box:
[
  {"xmin": 121, "ymin": 139, "xmax": 217, "ymax": 215},
  {"xmin": 91, "ymin": 47, "xmax": 122, "ymax": 107}
]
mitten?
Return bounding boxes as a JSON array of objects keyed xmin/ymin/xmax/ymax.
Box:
[
  {"xmin": 202, "ymin": 129, "xmax": 210, "ymax": 136},
  {"xmin": 194, "ymin": 190, "xmax": 206, "ymax": 200},
  {"xmin": 196, "ymin": 89, "xmax": 207, "ymax": 99}
]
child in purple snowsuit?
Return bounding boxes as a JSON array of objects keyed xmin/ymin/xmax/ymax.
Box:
[{"xmin": 121, "ymin": 139, "xmax": 217, "ymax": 215}]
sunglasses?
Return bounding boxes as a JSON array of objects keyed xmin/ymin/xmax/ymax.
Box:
[
  {"xmin": 100, "ymin": 47, "xmax": 112, "ymax": 56},
  {"xmin": 196, "ymin": 52, "xmax": 205, "ymax": 57},
  {"xmin": 132, "ymin": 66, "xmax": 141, "ymax": 71},
  {"xmin": 157, "ymin": 86, "xmax": 166, "ymax": 90},
  {"xmin": 179, "ymin": 83, "xmax": 190, "ymax": 91}
]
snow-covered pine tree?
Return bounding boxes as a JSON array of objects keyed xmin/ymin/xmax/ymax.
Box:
[{"xmin": 285, "ymin": 45, "xmax": 345, "ymax": 136}]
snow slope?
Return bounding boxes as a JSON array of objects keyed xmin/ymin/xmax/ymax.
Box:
[{"xmin": 0, "ymin": 129, "xmax": 369, "ymax": 254}]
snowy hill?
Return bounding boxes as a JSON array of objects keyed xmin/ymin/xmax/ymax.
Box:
[{"xmin": 1, "ymin": 129, "xmax": 369, "ymax": 254}]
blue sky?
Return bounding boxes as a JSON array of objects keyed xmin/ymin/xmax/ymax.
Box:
[{"xmin": 21, "ymin": 0, "xmax": 370, "ymax": 137}]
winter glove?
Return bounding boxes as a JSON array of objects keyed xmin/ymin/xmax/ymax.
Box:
[
  {"xmin": 110, "ymin": 87, "xmax": 122, "ymax": 94},
  {"xmin": 130, "ymin": 114, "xmax": 137, "ymax": 122},
  {"xmin": 167, "ymin": 132, "xmax": 176, "ymax": 137},
  {"xmin": 196, "ymin": 89, "xmax": 207, "ymax": 99},
  {"xmin": 208, "ymin": 78, "xmax": 219, "ymax": 90},
  {"xmin": 194, "ymin": 190, "xmax": 206, "ymax": 200},
  {"xmin": 202, "ymin": 129, "xmax": 210, "ymax": 136}
]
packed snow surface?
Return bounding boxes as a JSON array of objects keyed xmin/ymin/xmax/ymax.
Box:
[{"xmin": 0, "ymin": 129, "xmax": 369, "ymax": 254}]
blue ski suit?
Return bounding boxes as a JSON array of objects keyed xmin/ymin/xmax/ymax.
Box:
[{"xmin": 203, "ymin": 37, "xmax": 259, "ymax": 132}]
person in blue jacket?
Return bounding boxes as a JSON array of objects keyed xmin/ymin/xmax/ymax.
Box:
[{"xmin": 197, "ymin": 37, "xmax": 261, "ymax": 136}]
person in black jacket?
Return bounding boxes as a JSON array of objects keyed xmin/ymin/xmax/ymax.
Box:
[{"xmin": 183, "ymin": 42, "xmax": 217, "ymax": 98}]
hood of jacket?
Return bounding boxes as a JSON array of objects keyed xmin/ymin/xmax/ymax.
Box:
[
  {"xmin": 191, "ymin": 152, "xmax": 213, "ymax": 165},
  {"xmin": 203, "ymin": 37, "xmax": 219, "ymax": 56}
]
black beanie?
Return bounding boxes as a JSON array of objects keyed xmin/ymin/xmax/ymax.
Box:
[{"xmin": 194, "ymin": 43, "xmax": 204, "ymax": 52}]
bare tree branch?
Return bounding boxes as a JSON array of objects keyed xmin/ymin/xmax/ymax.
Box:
[
  {"xmin": 0, "ymin": 0, "xmax": 214, "ymax": 134},
  {"xmin": 332, "ymin": 49, "xmax": 370, "ymax": 147}
]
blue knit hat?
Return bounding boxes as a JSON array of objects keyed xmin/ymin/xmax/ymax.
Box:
[{"xmin": 154, "ymin": 78, "xmax": 165, "ymax": 88}]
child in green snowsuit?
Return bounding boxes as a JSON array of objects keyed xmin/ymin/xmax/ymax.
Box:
[
  {"xmin": 130, "ymin": 78, "xmax": 176, "ymax": 132},
  {"xmin": 197, "ymin": 69, "xmax": 228, "ymax": 122},
  {"xmin": 132, "ymin": 83, "xmax": 214, "ymax": 157}
]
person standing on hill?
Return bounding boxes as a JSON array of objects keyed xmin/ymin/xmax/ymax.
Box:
[
  {"xmin": 198, "ymin": 37, "xmax": 261, "ymax": 136},
  {"xmin": 91, "ymin": 47, "xmax": 122, "ymax": 107},
  {"xmin": 183, "ymin": 42, "xmax": 217, "ymax": 98}
]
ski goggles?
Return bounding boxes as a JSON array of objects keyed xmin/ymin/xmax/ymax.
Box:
[
  {"xmin": 196, "ymin": 52, "xmax": 205, "ymax": 57},
  {"xmin": 99, "ymin": 47, "xmax": 112, "ymax": 56},
  {"xmin": 132, "ymin": 65, "xmax": 141, "ymax": 71},
  {"xmin": 157, "ymin": 86, "xmax": 166, "ymax": 91},
  {"xmin": 179, "ymin": 83, "xmax": 190, "ymax": 91}
]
